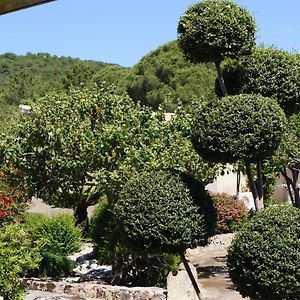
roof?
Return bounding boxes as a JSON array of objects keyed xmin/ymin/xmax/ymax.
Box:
[{"xmin": 0, "ymin": 0, "xmax": 55, "ymax": 16}]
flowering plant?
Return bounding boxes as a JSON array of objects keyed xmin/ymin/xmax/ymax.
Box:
[
  {"xmin": 211, "ymin": 193, "xmax": 249, "ymax": 234},
  {"xmin": 0, "ymin": 194, "xmax": 19, "ymax": 225}
]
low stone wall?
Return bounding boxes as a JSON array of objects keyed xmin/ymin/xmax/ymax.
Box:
[{"xmin": 22, "ymin": 279, "xmax": 167, "ymax": 300}]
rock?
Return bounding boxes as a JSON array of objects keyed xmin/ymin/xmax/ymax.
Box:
[{"xmin": 167, "ymin": 262, "xmax": 199, "ymax": 300}]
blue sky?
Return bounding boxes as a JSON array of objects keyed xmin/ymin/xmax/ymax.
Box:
[{"xmin": 0, "ymin": 0, "xmax": 299, "ymax": 67}]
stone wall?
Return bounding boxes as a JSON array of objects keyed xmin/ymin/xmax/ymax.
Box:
[{"xmin": 22, "ymin": 279, "xmax": 167, "ymax": 300}]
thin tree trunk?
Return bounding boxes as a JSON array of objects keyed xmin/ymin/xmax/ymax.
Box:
[
  {"xmin": 291, "ymin": 167, "xmax": 300, "ymax": 208},
  {"xmin": 245, "ymin": 162, "xmax": 263, "ymax": 211},
  {"xmin": 256, "ymin": 161, "xmax": 264, "ymax": 210},
  {"xmin": 215, "ymin": 61, "xmax": 228, "ymax": 97},
  {"xmin": 74, "ymin": 197, "xmax": 89, "ymax": 236},
  {"xmin": 181, "ymin": 253, "xmax": 202, "ymax": 300},
  {"xmin": 282, "ymin": 167, "xmax": 295, "ymax": 205},
  {"xmin": 236, "ymin": 171, "xmax": 241, "ymax": 200}
]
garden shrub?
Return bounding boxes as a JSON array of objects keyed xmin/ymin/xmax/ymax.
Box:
[
  {"xmin": 220, "ymin": 47, "xmax": 300, "ymax": 115},
  {"xmin": 24, "ymin": 213, "xmax": 82, "ymax": 278},
  {"xmin": 90, "ymin": 201, "xmax": 180, "ymax": 287},
  {"xmin": 227, "ymin": 205, "xmax": 300, "ymax": 300},
  {"xmin": 113, "ymin": 170, "xmax": 215, "ymax": 254},
  {"xmin": 0, "ymin": 223, "xmax": 41, "ymax": 300},
  {"xmin": 211, "ymin": 193, "xmax": 248, "ymax": 233},
  {"xmin": 192, "ymin": 94, "xmax": 286, "ymax": 163}
]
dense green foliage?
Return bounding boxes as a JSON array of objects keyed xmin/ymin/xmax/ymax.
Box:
[
  {"xmin": 24, "ymin": 213, "xmax": 82, "ymax": 278},
  {"xmin": 114, "ymin": 170, "xmax": 215, "ymax": 254},
  {"xmin": 220, "ymin": 47, "xmax": 300, "ymax": 115},
  {"xmin": 0, "ymin": 52, "xmax": 108, "ymax": 104},
  {"xmin": 211, "ymin": 193, "xmax": 248, "ymax": 233},
  {"xmin": 90, "ymin": 201, "xmax": 180, "ymax": 287},
  {"xmin": 0, "ymin": 223, "xmax": 41, "ymax": 300},
  {"xmin": 227, "ymin": 205, "xmax": 300, "ymax": 300},
  {"xmin": 127, "ymin": 41, "xmax": 216, "ymax": 111},
  {"xmin": 1, "ymin": 85, "xmax": 217, "ymax": 230},
  {"xmin": 192, "ymin": 94, "xmax": 286, "ymax": 163},
  {"xmin": 177, "ymin": 0, "xmax": 256, "ymax": 64}
]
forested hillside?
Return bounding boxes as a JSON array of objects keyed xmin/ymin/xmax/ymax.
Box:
[{"xmin": 0, "ymin": 41, "xmax": 217, "ymax": 111}]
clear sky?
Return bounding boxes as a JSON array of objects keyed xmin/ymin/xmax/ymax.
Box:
[{"xmin": 0, "ymin": 0, "xmax": 300, "ymax": 67}]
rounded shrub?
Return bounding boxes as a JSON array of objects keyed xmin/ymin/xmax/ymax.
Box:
[
  {"xmin": 192, "ymin": 94, "xmax": 287, "ymax": 163},
  {"xmin": 177, "ymin": 0, "xmax": 256, "ymax": 64},
  {"xmin": 220, "ymin": 47, "xmax": 300, "ymax": 115},
  {"xmin": 90, "ymin": 201, "xmax": 181, "ymax": 287},
  {"xmin": 227, "ymin": 205, "xmax": 300, "ymax": 300},
  {"xmin": 113, "ymin": 170, "xmax": 216, "ymax": 254},
  {"xmin": 211, "ymin": 193, "xmax": 248, "ymax": 234}
]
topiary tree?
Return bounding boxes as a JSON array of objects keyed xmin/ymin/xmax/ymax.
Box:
[
  {"xmin": 192, "ymin": 94, "xmax": 287, "ymax": 210},
  {"xmin": 219, "ymin": 47, "xmax": 300, "ymax": 115},
  {"xmin": 227, "ymin": 205, "xmax": 300, "ymax": 300},
  {"xmin": 113, "ymin": 170, "xmax": 216, "ymax": 300},
  {"xmin": 177, "ymin": 0, "xmax": 256, "ymax": 96}
]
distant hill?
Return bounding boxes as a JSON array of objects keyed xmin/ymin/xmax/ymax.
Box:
[
  {"xmin": 0, "ymin": 42, "xmax": 217, "ymax": 112},
  {"xmin": 0, "ymin": 52, "xmax": 110, "ymax": 103}
]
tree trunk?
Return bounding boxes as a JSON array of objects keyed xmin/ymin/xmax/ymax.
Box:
[
  {"xmin": 181, "ymin": 253, "xmax": 202, "ymax": 300},
  {"xmin": 215, "ymin": 61, "xmax": 228, "ymax": 97},
  {"xmin": 256, "ymin": 161, "xmax": 264, "ymax": 210},
  {"xmin": 74, "ymin": 197, "xmax": 89, "ymax": 236},
  {"xmin": 245, "ymin": 162, "xmax": 263, "ymax": 211},
  {"xmin": 282, "ymin": 167, "xmax": 295, "ymax": 205},
  {"xmin": 291, "ymin": 167, "xmax": 300, "ymax": 208}
]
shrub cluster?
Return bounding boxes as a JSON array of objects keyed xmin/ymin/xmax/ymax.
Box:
[
  {"xmin": 25, "ymin": 213, "xmax": 82, "ymax": 278},
  {"xmin": 211, "ymin": 193, "xmax": 248, "ymax": 233},
  {"xmin": 227, "ymin": 205, "xmax": 300, "ymax": 300}
]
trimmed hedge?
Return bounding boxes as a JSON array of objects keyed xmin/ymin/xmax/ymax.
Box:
[
  {"xmin": 113, "ymin": 170, "xmax": 216, "ymax": 254},
  {"xmin": 227, "ymin": 205, "xmax": 300, "ymax": 300},
  {"xmin": 191, "ymin": 94, "xmax": 286, "ymax": 163},
  {"xmin": 177, "ymin": 0, "xmax": 256, "ymax": 63},
  {"xmin": 219, "ymin": 47, "xmax": 300, "ymax": 115}
]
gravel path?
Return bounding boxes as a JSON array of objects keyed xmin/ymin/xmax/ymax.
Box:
[{"xmin": 186, "ymin": 233, "xmax": 248, "ymax": 300}]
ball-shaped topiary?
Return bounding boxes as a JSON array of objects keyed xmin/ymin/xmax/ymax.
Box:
[
  {"xmin": 219, "ymin": 47, "xmax": 300, "ymax": 115},
  {"xmin": 192, "ymin": 94, "xmax": 287, "ymax": 163},
  {"xmin": 177, "ymin": 0, "xmax": 256, "ymax": 64},
  {"xmin": 113, "ymin": 170, "xmax": 216, "ymax": 254},
  {"xmin": 227, "ymin": 205, "xmax": 300, "ymax": 300}
]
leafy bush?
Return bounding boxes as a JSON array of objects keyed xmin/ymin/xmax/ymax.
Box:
[
  {"xmin": 90, "ymin": 201, "xmax": 181, "ymax": 287},
  {"xmin": 24, "ymin": 213, "xmax": 82, "ymax": 278},
  {"xmin": 192, "ymin": 94, "xmax": 287, "ymax": 163},
  {"xmin": 0, "ymin": 223, "xmax": 41, "ymax": 300},
  {"xmin": 113, "ymin": 170, "xmax": 215, "ymax": 254},
  {"xmin": 220, "ymin": 47, "xmax": 300, "ymax": 115},
  {"xmin": 211, "ymin": 193, "xmax": 248, "ymax": 233},
  {"xmin": 177, "ymin": 0, "xmax": 256, "ymax": 64},
  {"xmin": 25, "ymin": 213, "xmax": 82, "ymax": 255},
  {"xmin": 227, "ymin": 205, "xmax": 300, "ymax": 300}
]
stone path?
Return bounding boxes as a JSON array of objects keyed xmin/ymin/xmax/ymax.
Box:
[{"xmin": 186, "ymin": 233, "xmax": 248, "ymax": 300}]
